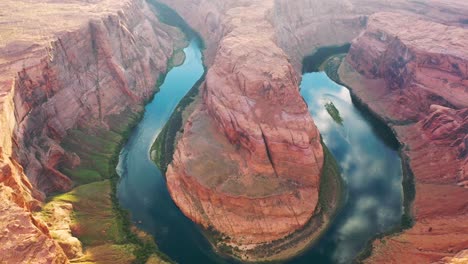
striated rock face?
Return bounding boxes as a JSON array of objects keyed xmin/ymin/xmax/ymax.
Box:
[
  {"xmin": 438, "ymin": 249, "xmax": 468, "ymax": 264},
  {"xmin": 1, "ymin": 0, "xmax": 467, "ymax": 263},
  {"xmin": 345, "ymin": 12, "xmax": 468, "ymax": 185},
  {"xmin": 272, "ymin": 0, "xmax": 468, "ymax": 72},
  {"xmin": 347, "ymin": 12, "xmax": 468, "ymax": 121},
  {"xmin": 12, "ymin": 0, "xmax": 184, "ymax": 195},
  {"xmin": 0, "ymin": 0, "xmax": 185, "ymax": 262},
  {"xmin": 0, "ymin": 79, "xmax": 67, "ymax": 263},
  {"xmin": 155, "ymin": 0, "xmax": 468, "ymax": 261},
  {"xmin": 341, "ymin": 12, "xmax": 468, "ymax": 264},
  {"xmin": 0, "ymin": 196, "xmax": 68, "ymax": 264},
  {"xmin": 157, "ymin": 0, "xmax": 241, "ymax": 65},
  {"xmin": 164, "ymin": 0, "xmax": 324, "ymax": 257}
]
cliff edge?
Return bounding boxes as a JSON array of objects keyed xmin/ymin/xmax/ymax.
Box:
[
  {"xmin": 341, "ymin": 12, "xmax": 468, "ymax": 263},
  {"xmin": 0, "ymin": 0, "xmax": 184, "ymax": 262}
]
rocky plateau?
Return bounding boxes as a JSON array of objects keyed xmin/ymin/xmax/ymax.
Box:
[
  {"xmin": 0, "ymin": 0, "xmax": 185, "ymax": 262},
  {"xmin": 0, "ymin": 0, "xmax": 467, "ymax": 263},
  {"xmin": 165, "ymin": 0, "xmax": 325, "ymax": 259},
  {"xmin": 341, "ymin": 11, "xmax": 468, "ymax": 263},
  {"xmin": 159, "ymin": 0, "xmax": 468, "ymax": 262}
]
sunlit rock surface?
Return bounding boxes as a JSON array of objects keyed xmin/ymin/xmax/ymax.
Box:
[
  {"xmin": 0, "ymin": 0, "xmax": 467, "ymax": 262},
  {"xmin": 0, "ymin": 0, "xmax": 184, "ymax": 262},
  {"xmin": 342, "ymin": 12, "xmax": 468, "ymax": 264},
  {"xmin": 159, "ymin": 0, "xmax": 468, "ymax": 262},
  {"xmin": 164, "ymin": 0, "xmax": 324, "ymax": 258}
]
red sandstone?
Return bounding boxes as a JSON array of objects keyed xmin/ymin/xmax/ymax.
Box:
[
  {"xmin": 166, "ymin": 0, "xmax": 324, "ymax": 256},
  {"xmin": 341, "ymin": 12, "xmax": 468, "ymax": 263}
]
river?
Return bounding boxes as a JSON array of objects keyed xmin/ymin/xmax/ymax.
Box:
[
  {"xmin": 289, "ymin": 72, "xmax": 403, "ymax": 263},
  {"xmin": 116, "ymin": 39, "xmax": 225, "ymax": 263},
  {"xmin": 117, "ymin": 37, "xmax": 404, "ymax": 263}
]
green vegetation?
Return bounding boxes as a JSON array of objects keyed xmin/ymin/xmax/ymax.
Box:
[
  {"xmin": 315, "ymin": 53, "xmax": 416, "ymax": 263},
  {"xmin": 302, "ymin": 44, "xmax": 350, "ymax": 73},
  {"xmin": 52, "ymin": 104, "xmax": 174, "ymax": 263},
  {"xmin": 317, "ymin": 141, "xmax": 345, "ymax": 215},
  {"xmin": 73, "ymin": 244, "xmax": 138, "ymax": 264},
  {"xmin": 151, "ymin": 71, "xmax": 206, "ymax": 173},
  {"xmin": 49, "ymin": 181, "xmax": 128, "ymax": 246},
  {"xmin": 400, "ymin": 153, "xmax": 415, "ymax": 229},
  {"xmin": 321, "ymin": 53, "xmax": 347, "ymax": 83},
  {"xmin": 149, "ymin": 0, "xmax": 208, "ymax": 173},
  {"xmin": 324, "ymin": 101, "xmax": 344, "ymax": 125},
  {"xmin": 60, "ymin": 108, "xmax": 142, "ymax": 185},
  {"xmin": 40, "ymin": 2, "xmax": 209, "ymax": 262},
  {"xmin": 45, "ymin": 17, "xmax": 193, "ymax": 264}
]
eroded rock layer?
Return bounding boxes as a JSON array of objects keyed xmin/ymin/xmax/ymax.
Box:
[
  {"xmin": 160, "ymin": 0, "xmax": 468, "ymax": 262},
  {"xmin": 0, "ymin": 0, "xmax": 184, "ymax": 262},
  {"xmin": 341, "ymin": 12, "xmax": 468, "ymax": 263},
  {"xmin": 1, "ymin": 0, "xmax": 468, "ymax": 263},
  {"xmin": 165, "ymin": 0, "xmax": 324, "ymax": 255},
  {"xmin": 273, "ymin": 0, "xmax": 468, "ymax": 71},
  {"xmin": 13, "ymin": 0, "xmax": 184, "ymax": 195}
]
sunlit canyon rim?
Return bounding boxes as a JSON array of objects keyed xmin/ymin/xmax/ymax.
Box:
[{"xmin": 0, "ymin": 0, "xmax": 467, "ymax": 263}]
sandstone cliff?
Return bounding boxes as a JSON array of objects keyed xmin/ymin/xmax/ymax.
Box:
[
  {"xmin": 0, "ymin": 0, "xmax": 184, "ymax": 262},
  {"xmin": 13, "ymin": 0, "xmax": 184, "ymax": 195},
  {"xmin": 341, "ymin": 12, "xmax": 468, "ymax": 263},
  {"xmin": 159, "ymin": 0, "xmax": 325, "ymax": 260},
  {"xmin": 157, "ymin": 0, "xmax": 468, "ymax": 262},
  {"xmin": 2, "ymin": 0, "xmax": 468, "ymax": 263},
  {"xmin": 273, "ymin": 0, "xmax": 468, "ymax": 72},
  {"xmin": 0, "ymin": 85, "xmax": 67, "ymax": 263}
]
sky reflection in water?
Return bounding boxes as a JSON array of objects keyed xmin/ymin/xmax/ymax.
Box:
[
  {"xmin": 116, "ymin": 43, "xmax": 404, "ymax": 263},
  {"xmin": 288, "ymin": 72, "xmax": 403, "ymax": 264}
]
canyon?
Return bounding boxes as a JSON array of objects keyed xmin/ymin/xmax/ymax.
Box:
[
  {"xmin": 159, "ymin": 0, "xmax": 468, "ymax": 262},
  {"xmin": 0, "ymin": 0, "xmax": 467, "ymax": 263},
  {"xmin": 340, "ymin": 12, "xmax": 468, "ymax": 263},
  {"xmin": 163, "ymin": 0, "xmax": 327, "ymax": 260},
  {"xmin": 1, "ymin": 0, "xmax": 185, "ymax": 262}
]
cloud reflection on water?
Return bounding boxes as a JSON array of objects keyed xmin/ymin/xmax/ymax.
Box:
[{"xmin": 295, "ymin": 72, "xmax": 403, "ymax": 264}]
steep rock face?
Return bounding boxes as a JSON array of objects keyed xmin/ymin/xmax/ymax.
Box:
[
  {"xmin": 345, "ymin": 12, "xmax": 468, "ymax": 184},
  {"xmin": 157, "ymin": 0, "xmax": 242, "ymax": 65},
  {"xmin": 272, "ymin": 0, "xmax": 468, "ymax": 72},
  {"xmin": 439, "ymin": 249, "xmax": 468, "ymax": 264},
  {"xmin": 0, "ymin": 197, "xmax": 68, "ymax": 264},
  {"xmin": 272, "ymin": 0, "xmax": 366, "ymax": 71},
  {"xmin": 341, "ymin": 12, "xmax": 468, "ymax": 263},
  {"xmin": 151, "ymin": 0, "xmax": 468, "ymax": 261},
  {"xmin": 13, "ymin": 0, "xmax": 184, "ymax": 195},
  {"xmin": 0, "ymin": 0, "xmax": 184, "ymax": 261},
  {"xmin": 0, "ymin": 84, "xmax": 67, "ymax": 263},
  {"xmin": 165, "ymin": 0, "xmax": 324, "ymax": 257}
]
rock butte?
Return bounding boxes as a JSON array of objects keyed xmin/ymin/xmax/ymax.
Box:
[
  {"xmin": 0, "ymin": 0, "xmax": 466, "ymax": 263},
  {"xmin": 166, "ymin": 0, "xmax": 325, "ymax": 257}
]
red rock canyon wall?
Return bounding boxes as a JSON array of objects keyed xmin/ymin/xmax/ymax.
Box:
[
  {"xmin": 159, "ymin": 0, "xmax": 468, "ymax": 262},
  {"xmin": 342, "ymin": 12, "xmax": 468, "ymax": 263},
  {"xmin": 162, "ymin": 0, "xmax": 324, "ymax": 255},
  {"xmin": 0, "ymin": 0, "xmax": 184, "ymax": 261}
]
